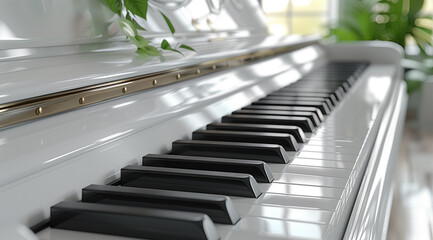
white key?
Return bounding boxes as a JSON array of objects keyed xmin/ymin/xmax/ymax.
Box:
[
  {"xmin": 226, "ymin": 217, "xmax": 325, "ymax": 240},
  {"xmin": 289, "ymin": 158, "xmax": 355, "ymax": 169},
  {"xmin": 233, "ymin": 202, "xmax": 333, "ymax": 224},
  {"xmin": 297, "ymin": 151, "xmax": 358, "ymax": 162},
  {"xmin": 232, "ymin": 193, "xmax": 339, "ymax": 211},
  {"xmin": 271, "ymin": 165, "xmax": 352, "ymax": 178},
  {"xmin": 273, "ymin": 173, "xmax": 347, "ymax": 188},
  {"xmin": 266, "ymin": 182, "xmax": 343, "ymax": 198}
]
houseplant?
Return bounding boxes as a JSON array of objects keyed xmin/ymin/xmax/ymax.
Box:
[
  {"xmin": 327, "ymin": 0, "xmax": 433, "ymax": 93},
  {"xmin": 104, "ymin": 0, "xmax": 195, "ymax": 58}
]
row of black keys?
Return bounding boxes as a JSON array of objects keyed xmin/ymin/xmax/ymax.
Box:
[{"xmin": 47, "ymin": 62, "xmax": 368, "ymax": 240}]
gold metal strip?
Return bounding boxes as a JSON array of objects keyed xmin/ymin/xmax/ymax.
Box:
[{"xmin": 0, "ymin": 39, "xmax": 317, "ymax": 129}]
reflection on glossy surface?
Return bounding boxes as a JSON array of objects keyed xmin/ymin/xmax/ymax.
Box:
[
  {"xmin": 266, "ymin": 182, "xmax": 343, "ymax": 198},
  {"xmin": 251, "ymin": 58, "xmax": 288, "ymax": 77},
  {"xmin": 258, "ymin": 193, "xmax": 339, "ymax": 211},
  {"xmin": 290, "ymin": 46, "xmax": 320, "ymax": 64},
  {"xmin": 344, "ymin": 84, "xmax": 407, "ymax": 240},
  {"xmin": 0, "ymin": 0, "xmax": 115, "ymax": 47},
  {"xmin": 297, "ymin": 152, "xmax": 358, "ymax": 162},
  {"xmin": 0, "ymin": 35, "xmax": 319, "ymax": 104},
  {"xmin": 234, "ymin": 202, "xmax": 333, "ymax": 224},
  {"xmin": 233, "ymin": 217, "xmax": 325, "ymax": 239},
  {"xmin": 275, "ymin": 165, "xmax": 352, "ymax": 178},
  {"xmin": 38, "ymin": 228, "xmax": 138, "ymax": 240},
  {"xmin": 112, "ymin": 101, "xmax": 136, "ymax": 109},
  {"xmin": 301, "ymin": 145, "xmax": 360, "ymax": 154},
  {"xmin": 272, "ymin": 69, "xmax": 301, "ymax": 86},
  {"xmin": 274, "ymin": 173, "xmax": 347, "ymax": 188},
  {"xmin": 289, "ymin": 158, "xmax": 355, "ymax": 169}
]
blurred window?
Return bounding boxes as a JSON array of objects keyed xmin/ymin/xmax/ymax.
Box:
[{"xmin": 262, "ymin": 0, "xmax": 338, "ymax": 35}]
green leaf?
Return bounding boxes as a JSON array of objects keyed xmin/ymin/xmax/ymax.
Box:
[
  {"xmin": 413, "ymin": 35, "xmax": 429, "ymax": 54},
  {"xmin": 131, "ymin": 35, "xmax": 150, "ymax": 48},
  {"xmin": 412, "ymin": 27, "xmax": 433, "ymax": 45},
  {"xmin": 160, "ymin": 11, "xmax": 175, "ymax": 34},
  {"xmin": 118, "ymin": 18, "xmax": 137, "ymax": 38},
  {"xmin": 179, "ymin": 44, "xmax": 196, "ymax": 52},
  {"xmin": 161, "ymin": 39, "xmax": 183, "ymax": 56},
  {"xmin": 124, "ymin": 0, "xmax": 148, "ymax": 20},
  {"xmin": 166, "ymin": 48, "xmax": 184, "ymax": 56},
  {"xmin": 161, "ymin": 39, "xmax": 171, "ymax": 49},
  {"xmin": 405, "ymin": 69, "xmax": 425, "ymax": 94},
  {"xmin": 126, "ymin": 13, "xmax": 146, "ymax": 31},
  {"xmin": 414, "ymin": 25, "xmax": 433, "ymax": 36},
  {"xmin": 143, "ymin": 45, "xmax": 161, "ymax": 56},
  {"xmin": 136, "ymin": 48, "xmax": 149, "ymax": 57},
  {"xmin": 419, "ymin": 15, "xmax": 433, "ymax": 20},
  {"xmin": 104, "ymin": 0, "xmax": 122, "ymax": 15},
  {"xmin": 331, "ymin": 27, "xmax": 360, "ymax": 41},
  {"xmin": 409, "ymin": 0, "xmax": 424, "ymax": 16},
  {"xmin": 136, "ymin": 45, "xmax": 161, "ymax": 57},
  {"xmin": 406, "ymin": 78, "xmax": 423, "ymax": 94}
]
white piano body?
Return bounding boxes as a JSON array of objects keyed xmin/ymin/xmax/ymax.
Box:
[{"xmin": 0, "ymin": 0, "xmax": 407, "ymax": 239}]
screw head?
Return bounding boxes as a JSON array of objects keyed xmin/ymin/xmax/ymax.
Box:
[{"xmin": 35, "ymin": 107, "xmax": 43, "ymax": 115}]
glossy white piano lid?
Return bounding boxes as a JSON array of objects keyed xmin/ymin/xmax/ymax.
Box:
[
  {"xmin": 0, "ymin": 0, "xmax": 317, "ymax": 105},
  {"xmin": 0, "ymin": 34, "xmax": 317, "ymax": 104}
]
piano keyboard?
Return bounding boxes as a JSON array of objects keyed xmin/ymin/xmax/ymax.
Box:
[{"xmin": 33, "ymin": 61, "xmax": 388, "ymax": 240}]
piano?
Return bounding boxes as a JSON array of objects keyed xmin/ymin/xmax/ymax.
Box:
[{"xmin": 0, "ymin": 0, "xmax": 407, "ymax": 239}]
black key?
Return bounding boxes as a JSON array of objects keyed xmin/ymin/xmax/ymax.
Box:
[
  {"xmin": 284, "ymin": 78, "xmax": 347, "ymax": 94},
  {"xmin": 233, "ymin": 109, "xmax": 321, "ymax": 127},
  {"xmin": 82, "ymin": 184, "xmax": 241, "ymax": 224},
  {"xmin": 222, "ymin": 114, "xmax": 315, "ymax": 132},
  {"xmin": 253, "ymin": 99, "xmax": 331, "ymax": 115},
  {"xmin": 193, "ymin": 130, "xmax": 299, "ymax": 151},
  {"xmin": 347, "ymin": 76, "xmax": 356, "ymax": 86},
  {"xmin": 341, "ymin": 82, "xmax": 350, "ymax": 92},
  {"xmin": 268, "ymin": 92, "xmax": 338, "ymax": 106},
  {"xmin": 143, "ymin": 154, "xmax": 274, "ymax": 183},
  {"xmin": 290, "ymin": 82, "xmax": 346, "ymax": 94},
  {"xmin": 172, "ymin": 140, "xmax": 290, "ymax": 164},
  {"xmin": 242, "ymin": 105, "xmax": 324, "ymax": 121},
  {"xmin": 121, "ymin": 165, "xmax": 262, "ymax": 198},
  {"xmin": 51, "ymin": 201, "xmax": 219, "ymax": 240},
  {"xmin": 302, "ymin": 75, "xmax": 351, "ymax": 81},
  {"xmin": 277, "ymin": 88, "xmax": 343, "ymax": 101},
  {"xmin": 262, "ymin": 96, "xmax": 334, "ymax": 109},
  {"xmin": 207, "ymin": 122, "xmax": 306, "ymax": 143}
]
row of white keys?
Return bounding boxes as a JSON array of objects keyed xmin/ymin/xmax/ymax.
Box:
[{"xmin": 216, "ymin": 68, "xmax": 380, "ymax": 240}]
